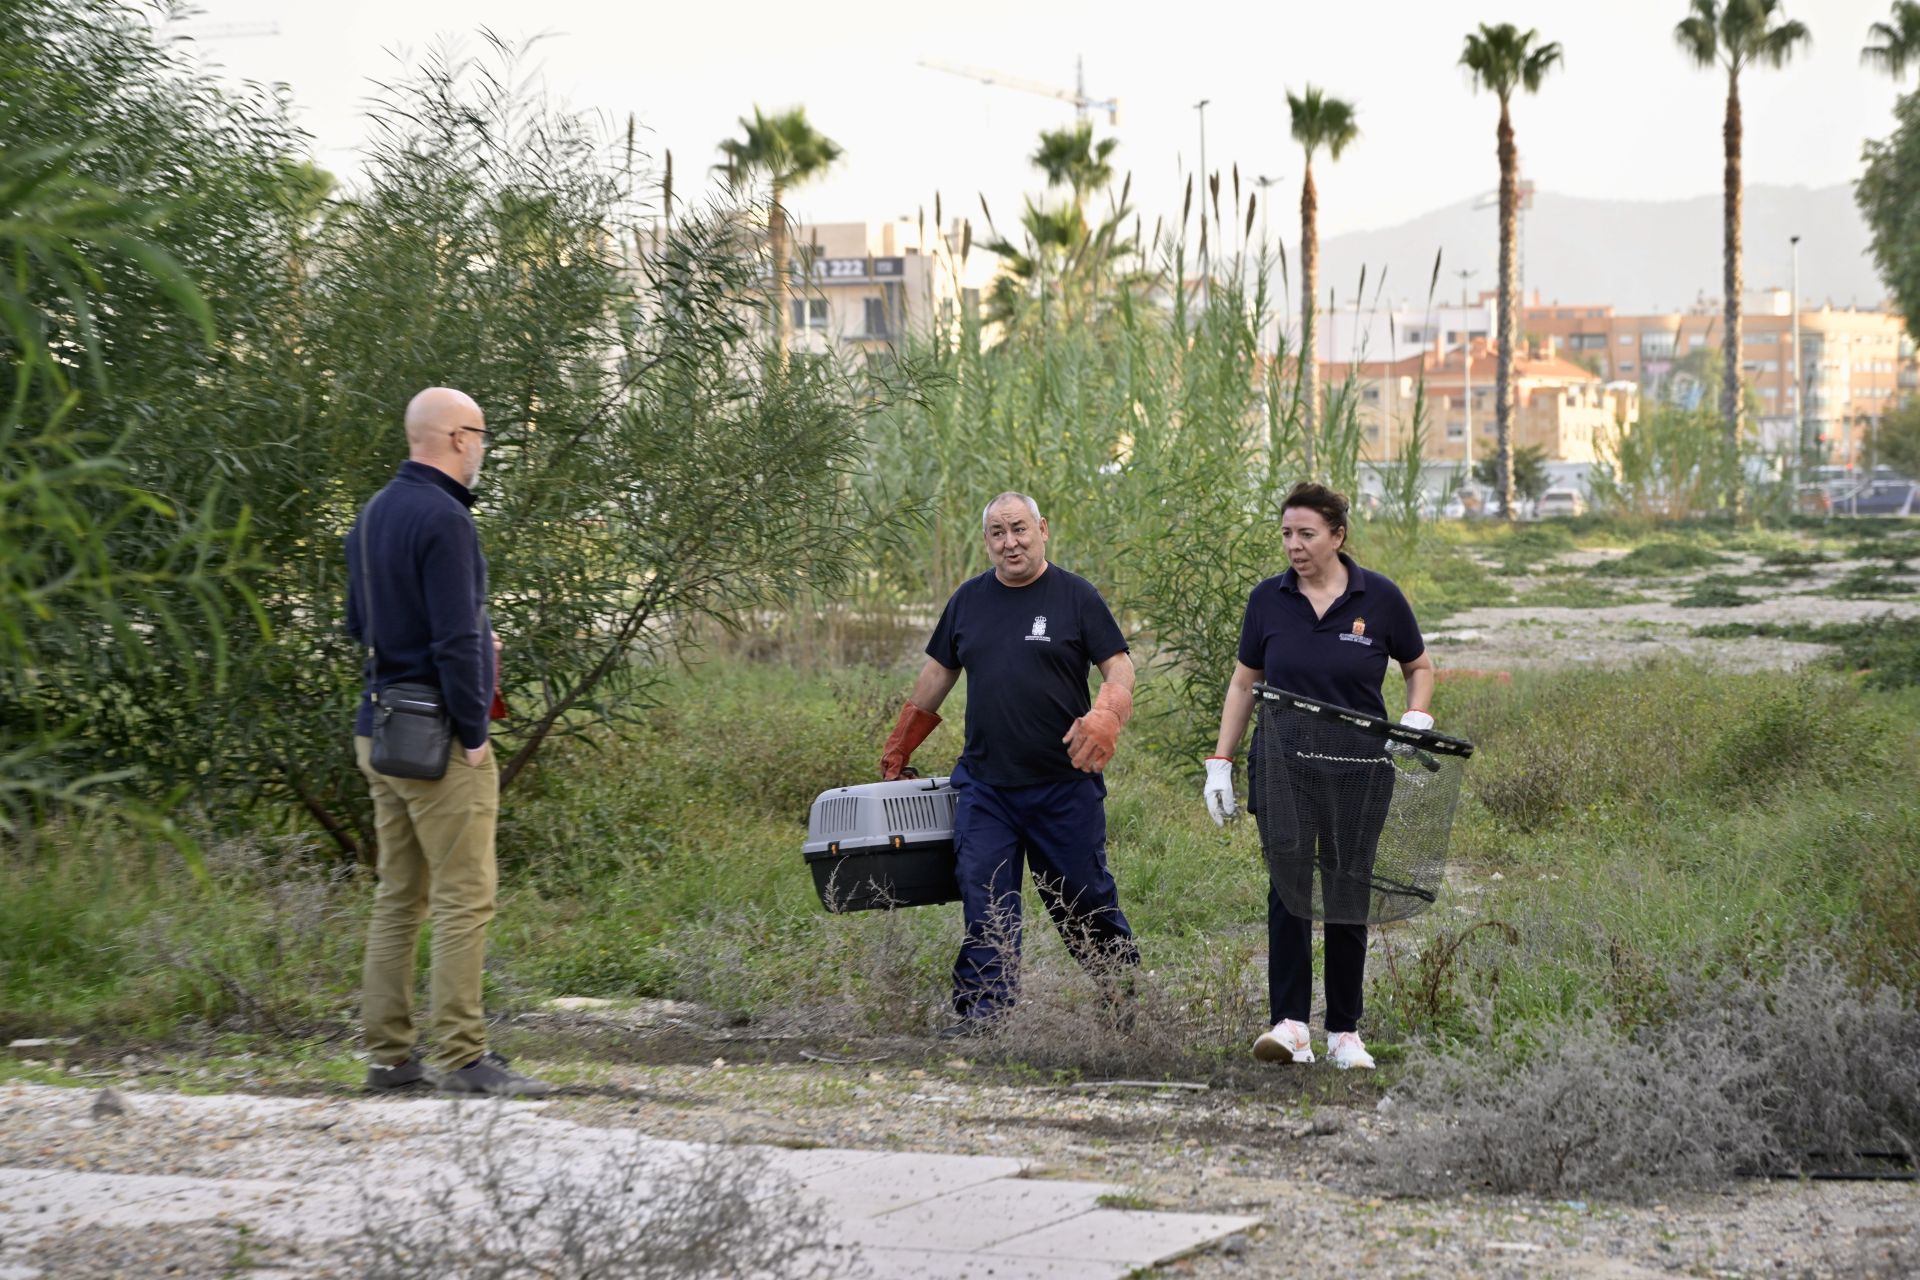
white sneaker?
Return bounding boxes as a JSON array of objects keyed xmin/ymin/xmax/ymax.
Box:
[
  {"xmin": 1253, "ymin": 1018, "xmax": 1315, "ymax": 1063},
  {"xmin": 1327, "ymin": 1031, "xmax": 1375, "ymax": 1070}
]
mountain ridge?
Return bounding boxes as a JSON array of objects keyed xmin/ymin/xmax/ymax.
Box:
[{"xmin": 1317, "ymin": 182, "xmax": 1886, "ymax": 317}]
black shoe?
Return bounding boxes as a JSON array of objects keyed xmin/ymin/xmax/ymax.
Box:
[
  {"xmin": 436, "ymin": 1050, "xmax": 554, "ymax": 1097},
  {"xmin": 365, "ymin": 1049, "xmax": 426, "ymax": 1092}
]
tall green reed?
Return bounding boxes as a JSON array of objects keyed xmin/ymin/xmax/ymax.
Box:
[{"xmin": 853, "ymin": 165, "xmax": 1439, "ymax": 754}]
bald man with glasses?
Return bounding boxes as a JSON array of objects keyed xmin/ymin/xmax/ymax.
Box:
[{"xmin": 345, "ymin": 387, "xmax": 548, "ymax": 1097}]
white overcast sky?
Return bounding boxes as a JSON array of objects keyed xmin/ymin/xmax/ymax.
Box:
[{"xmin": 173, "ymin": 0, "xmax": 1900, "ymax": 245}]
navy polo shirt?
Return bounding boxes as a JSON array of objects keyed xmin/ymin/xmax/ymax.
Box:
[
  {"xmin": 927, "ymin": 564, "xmax": 1128, "ymax": 787},
  {"xmin": 1236, "ymin": 553, "xmax": 1424, "ymax": 720}
]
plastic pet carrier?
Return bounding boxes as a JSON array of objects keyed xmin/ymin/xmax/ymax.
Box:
[{"xmin": 803, "ymin": 775, "xmax": 961, "ymax": 912}]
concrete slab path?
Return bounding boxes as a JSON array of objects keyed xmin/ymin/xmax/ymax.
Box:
[{"xmin": 0, "ymin": 1085, "xmax": 1256, "ymax": 1278}]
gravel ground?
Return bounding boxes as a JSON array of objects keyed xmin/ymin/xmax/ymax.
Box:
[
  {"xmin": 1429, "ymin": 547, "xmax": 1920, "ymax": 675},
  {"xmin": 4, "ymin": 1012, "xmax": 1915, "ymax": 1279}
]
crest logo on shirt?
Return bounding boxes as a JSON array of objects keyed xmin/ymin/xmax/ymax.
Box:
[
  {"xmin": 1339, "ymin": 615, "xmax": 1374, "ymax": 646},
  {"xmin": 1025, "ymin": 614, "xmax": 1051, "ymax": 642},
  {"xmin": 1352, "ymin": 617, "xmax": 1366, "ymax": 637}
]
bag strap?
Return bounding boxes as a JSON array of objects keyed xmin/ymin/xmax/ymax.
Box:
[{"xmin": 359, "ymin": 489, "xmax": 382, "ymax": 703}]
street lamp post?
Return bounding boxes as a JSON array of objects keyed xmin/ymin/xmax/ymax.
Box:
[
  {"xmin": 1791, "ymin": 235, "xmax": 1803, "ymax": 475},
  {"xmin": 1464, "ymin": 343, "xmax": 1474, "ymax": 482}
]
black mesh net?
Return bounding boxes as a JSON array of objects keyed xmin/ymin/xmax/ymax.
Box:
[{"xmin": 1249, "ymin": 685, "xmax": 1473, "ymax": 925}]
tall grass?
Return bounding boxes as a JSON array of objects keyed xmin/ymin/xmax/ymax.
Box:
[{"xmin": 855, "ymin": 173, "xmax": 1427, "ymax": 608}]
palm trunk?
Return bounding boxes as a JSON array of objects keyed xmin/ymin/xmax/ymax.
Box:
[
  {"xmin": 771, "ymin": 177, "xmax": 791, "ymax": 367},
  {"xmin": 1300, "ymin": 159, "xmax": 1319, "ymax": 479},
  {"xmin": 1496, "ymin": 99, "xmax": 1518, "ymax": 523},
  {"xmin": 1722, "ymin": 68, "xmax": 1745, "ymax": 514}
]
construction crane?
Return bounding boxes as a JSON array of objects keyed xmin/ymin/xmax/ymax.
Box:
[{"xmin": 918, "ymin": 56, "xmax": 1120, "ymax": 126}]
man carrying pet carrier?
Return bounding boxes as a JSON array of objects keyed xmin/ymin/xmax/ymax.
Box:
[{"xmin": 880, "ymin": 492, "xmax": 1140, "ymax": 1035}]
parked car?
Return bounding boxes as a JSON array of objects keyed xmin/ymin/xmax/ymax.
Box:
[
  {"xmin": 1440, "ymin": 485, "xmax": 1503, "ymax": 520},
  {"xmin": 1536, "ymin": 487, "xmax": 1587, "ymax": 518}
]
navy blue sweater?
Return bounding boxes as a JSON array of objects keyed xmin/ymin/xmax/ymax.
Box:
[{"xmin": 345, "ymin": 461, "xmax": 495, "ymax": 750}]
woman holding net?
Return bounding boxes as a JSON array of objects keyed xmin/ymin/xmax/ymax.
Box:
[{"xmin": 1201, "ymin": 482, "xmax": 1436, "ymax": 1069}]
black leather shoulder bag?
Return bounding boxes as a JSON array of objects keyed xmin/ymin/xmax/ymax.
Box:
[{"xmin": 360, "ymin": 493, "xmax": 452, "ymax": 780}]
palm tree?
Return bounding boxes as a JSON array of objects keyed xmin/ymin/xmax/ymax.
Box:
[
  {"xmin": 1863, "ymin": 1, "xmax": 1920, "ymax": 77},
  {"xmin": 1287, "ymin": 86, "xmax": 1359, "ymax": 479},
  {"xmin": 984, "ymin": 127, "xmax": 1133, "ymax": 328},
  {"xmin": 1675, "ymin": 0, "xmax": 1811, "ymax": 508},
  {"xmin": 1460, "ymin": 23, "xmax": 1563, "ymax": 523},
  {"xmin": 1031, "ymin": 122, "xmax": 1118, "ymax": 213},
  {"xmin": 715, "ymin": 106, "xmax": 842, "ymax": 362}
]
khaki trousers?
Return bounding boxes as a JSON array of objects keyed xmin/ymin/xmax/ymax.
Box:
[{"xmin": 355, "ymin": 735, "xmax": 499, "ymax": 1073}]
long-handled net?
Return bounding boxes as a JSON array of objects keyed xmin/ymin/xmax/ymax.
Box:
[{"xmin": 1248, "ymin": 685, "xmax": 1474, "ymax": 925}]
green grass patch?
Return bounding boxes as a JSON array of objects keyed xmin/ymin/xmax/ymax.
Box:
[
  {"xmin": 1366, "ymin": 535, "xmax": 1513, "ymax": 623},
  {"xmin": 1470, "ymin": 524, "xmax": 1580, "ymax": 576},
  {"xmin": 1671, "ymin": 576, "xmax": 1758, "ymax": 608},
  {"xmin": 1760, "ymin": 546, "xmax": 1833, "ymax": 570},
  {"xmin": 1693, "ymin": 614, "xmax": 1920, "ymax": 691},
  {"xmin": 1514, "ymin": 579, "xmax": 1650, "ymax": 609},
  {"xmin": 1589, "ymin": 540, "xmax": 1728, "ymax": 577},
  {"xmin": 1829, "ymin": 563, "xmax": 1917, "ymax": 599}
]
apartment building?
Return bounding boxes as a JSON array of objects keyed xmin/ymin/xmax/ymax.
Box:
[
  {"xmin": 1522, "ymin": 293, "xmax": 1909, "ymax": 460},
  {"xmin": 1327, "ymin": 335, "xmax": 1638, "ymax": 475},
  {"xmin": 779, "ymin": 218, "xmax": 993, "ymax": 356}
]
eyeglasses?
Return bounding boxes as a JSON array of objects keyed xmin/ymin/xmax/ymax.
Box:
[{"xmin": 454, "ymin": 426, "xmax": 491, "ymax": 441}]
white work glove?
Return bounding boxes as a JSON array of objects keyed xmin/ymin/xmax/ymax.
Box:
[
  {"xmin": 1388, "ymin": 709, "xmax": 1435, "ymax": 760},
  {"xmin": 1203, "ymin": 757, "xmax": 1238, "ymax": 826}
]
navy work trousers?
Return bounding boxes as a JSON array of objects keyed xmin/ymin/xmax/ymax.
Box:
[{"xmin": 948, "ymin": 762, "xmax": 1139, "ymax": 1020}]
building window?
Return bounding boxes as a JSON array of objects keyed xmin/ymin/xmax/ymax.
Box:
[
  {"xmin": 790, "ymin": 298, "xmax": 828, "ymax": 329},
  {"xmin": 1619, "ymin": 362, "xmax": 1635, "ymax": 373},
  {"xmin": 1641, "ymin": 332, "xmax": 1676, "ymax": 357},
  {"xmin": 1570, "ymin": 333, "xmax": 1607, "ymax": 350},
  {"xmin": 1688, "ymin": 335, "xmax": 1706, "ymax": 350},
  {"xmin": 864, "ymin": 296, "xmax": 890, "ymax": 338},
  {"xmin": 1744, "ymin": 331, "xmax": 1777, "ymax": 345},
  {"xmin": 1619, "ymin": 334, "xmax": 1634, "ymax": 346}
]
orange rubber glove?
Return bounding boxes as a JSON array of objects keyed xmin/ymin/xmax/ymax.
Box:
[
  {"xmin": 880, "ymin": 701, "xmax": 942, "ymax": 779},
  {"xmin": 1063, "ymin": 682, "xmax": 1133, "ymax": 773}
]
